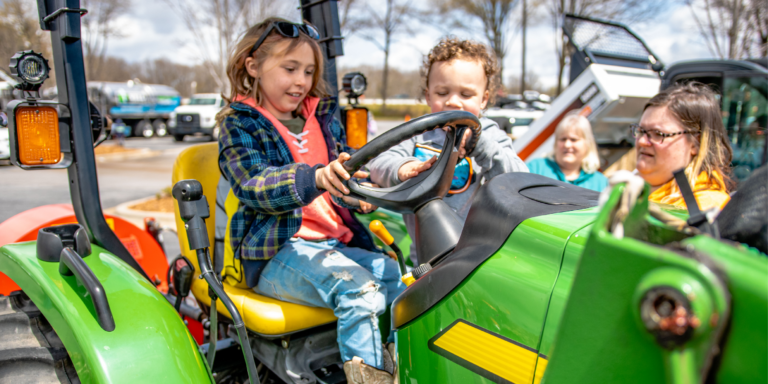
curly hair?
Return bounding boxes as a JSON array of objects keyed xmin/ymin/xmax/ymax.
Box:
[{"xmin": 421, "ymin": 36, "xmax": 501, "ymax": 106}]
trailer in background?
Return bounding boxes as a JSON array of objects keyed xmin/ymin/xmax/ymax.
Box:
[
  {"xmin": 87, "ymin": 81, "xmax": 181, "ymax": 138},
  {"xmin": 514, "ymin": 15, "xmax": 663, "ymax": 168},
  {"xmin": 514, "ymin": 15, "xmax": 768, "ymax": 183}
]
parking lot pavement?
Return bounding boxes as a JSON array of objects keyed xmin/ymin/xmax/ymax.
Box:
[
  {"xmin": 0, "ymin": 137, "xmax": 203, "ymax": 223},
  {"xmin": 0, "ymin": 120, "xmax": 404, "ymax": 224}
]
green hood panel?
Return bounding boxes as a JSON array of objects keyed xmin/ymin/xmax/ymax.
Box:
[
  {"xmin": 396, "ymin": 207, "xmax": 598, "ymax": 384},
  {"xmin": 0, "ymin": 242, "xmax": 212, "ymax": 383}
]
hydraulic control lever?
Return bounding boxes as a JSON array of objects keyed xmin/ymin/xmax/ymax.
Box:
[
  {"xmin": 369, "ymin": 220, "xmax": 416, "ymax": 286},
  {"xmin": 172, "ymin": 180, "xmax": 260, "ymax": 384}
]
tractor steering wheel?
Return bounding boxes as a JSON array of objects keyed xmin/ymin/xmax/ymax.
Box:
[{"xmin": 343, "ymin": 110, "xmax": 481, "ymax": 214}]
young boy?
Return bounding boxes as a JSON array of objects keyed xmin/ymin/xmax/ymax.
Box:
[{"xmin": 368, "ymin": 37, "xmax": 528, "ymax": 265}]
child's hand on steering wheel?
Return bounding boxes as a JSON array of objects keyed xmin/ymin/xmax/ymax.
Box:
[
  {"xmin": 443, "ymin": 126, "xmax": 474, "ymax": 158},
  {"xmin": 316, "ymin": 152, "xmax": 368, "ymax": 198},
  {"xmin": 398, "ymin": 156, "xmax": 437, "ymax": 182},
  {"xmin": 341, "ymin": 179, "xmax": 379, "ymax": 213}
]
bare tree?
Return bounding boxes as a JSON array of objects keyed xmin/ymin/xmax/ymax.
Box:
[
  {"xmin": 81, "ymin": 0, "xmax": 130, "ymax": 80},
  {"xmin": 430, "ymin": 0, "xmax": 520, "ymax": 87},
  {"xmin": 0, "ymin": 0, "xmax": 50, "ymax": 70},
  {"xmin": 358, "ymin": 0, "xmax": 415, "ymax": 107},
  {"xmin": 687, "ymin": 0, "xmax": 755, "ymax": 59},
  {"xmin": 507, "ymin": 70, "xmax": 546, "ymax": 93},
  {"xmin": 548, "ymin": 0, "xmax": 666, "ymax": 95},
  {"xmin": 748, "ymin": 0, "xmax": 767, "ymax": 57},
  {"xmin": 339, "ymin": 0, "xmax": 365, "ymax": 37},
  {"xmin": 521, "ymin": 0, "xmax": 528, "ymax": 92},
  {"xmin": 162, "ymin": 0, "xmax": 293, "ymax": 94}
]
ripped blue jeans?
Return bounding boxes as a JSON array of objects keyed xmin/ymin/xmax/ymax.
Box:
[{"xmin": 254, "ymin": 238, "xmax": 406, "ymax": 369}]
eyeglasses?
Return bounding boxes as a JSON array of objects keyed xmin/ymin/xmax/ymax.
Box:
[
  {"xmin": 630, "ymin": 124, "xmax": 698, "ymax": 144},
  {"xmin": 248, "ymin": 21, "xmax": 320, "ymax": 57}
]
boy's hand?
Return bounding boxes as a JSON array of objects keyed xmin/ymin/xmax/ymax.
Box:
[
  {"xmin": 315, "ymin": 153, "xmax": 368, "ymax": 198},
  {"xmin": 458, "ymin": 128, "xmax": 474, "ymax": 158},
  {"xmin": 398, "ymin": 156, "xmax": 437, "ymax": 182},
  {"xmin": 442, "ymin": 127, "xmax": 474, "ymax": 158}
]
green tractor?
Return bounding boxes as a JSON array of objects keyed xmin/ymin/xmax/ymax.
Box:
[{"xmin": 1, "ymin": 1, "xmax": 767, "ymax": 384}]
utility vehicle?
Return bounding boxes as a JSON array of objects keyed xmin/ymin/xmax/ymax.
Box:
[
  {"xmin": 1, "ymin": 1, "xmax": 766, "ymax": 384},
  {"xmin": 168, "ymin": 93, "xmax": 226, "ymax": 142},
  {"xmin": 515, "ymin": 15, "xmax": 767, "ymax": 180}
]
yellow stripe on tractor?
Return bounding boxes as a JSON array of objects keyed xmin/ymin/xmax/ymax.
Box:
[{"xmin": 428, "ymin": 319, "xmax": 547, "ymax": 384}]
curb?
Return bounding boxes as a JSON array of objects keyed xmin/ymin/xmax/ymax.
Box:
[
  {"xmin": 110, "ymin": 196, "xmax": 176, "ymax": 230},
  {"xmin": 95, "ymin": 148, "xmax": 161, "ymax": 163}
]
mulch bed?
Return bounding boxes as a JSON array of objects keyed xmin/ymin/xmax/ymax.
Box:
[{"xmin": 129, "ymin": 196, "xmax": 175, "ymax": 213}]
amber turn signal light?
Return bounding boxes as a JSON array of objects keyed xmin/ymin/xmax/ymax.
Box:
[
  {"xmin": 345, "ymin": 107, "xmax": 368, "ymax": 150},
  {"xmin": 15, "ymin": 106, "xmax": 61, "ymax": 165}
]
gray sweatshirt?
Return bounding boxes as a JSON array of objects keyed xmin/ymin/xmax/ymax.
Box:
[{"xmin": 368, "ymin": 117, "xmax": 528, "ymax": 264}]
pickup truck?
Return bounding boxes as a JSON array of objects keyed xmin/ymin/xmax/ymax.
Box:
[{"xmin": 168, "ymin": 93, "xmax": 225, "ymax": 142}]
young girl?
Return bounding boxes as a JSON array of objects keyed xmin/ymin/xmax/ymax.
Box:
[
  {"xmin": 217, "ymin": 17, "xmax": 403, "ymax": 383},
  {"xmin": 368, "ymin": 37, "xmax": 528, "ymax": 265}
]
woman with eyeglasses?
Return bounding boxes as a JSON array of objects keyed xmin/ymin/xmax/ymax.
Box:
[
  {"xmin": 527, "ymin": 112, "xmax": 608, "ymax": 191},
  {"xmin": 632, "ymin": 82, "xmax": 733, "ymax": 210}
]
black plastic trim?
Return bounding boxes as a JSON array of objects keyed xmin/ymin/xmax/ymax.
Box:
[
  {"xmin": 392, "ymin": 173, "xmax": 599, "ymax": 329},
  {"xmin": 661, "ymin": 60, "xmax": 768, "ymax": 90},
  {"xmin": 58, "ymin": 247, "xmax": 114, "ymax": 331},
  {"xmin": 37, "ymin": 224, "xmax": 91, "ymax": 262}
]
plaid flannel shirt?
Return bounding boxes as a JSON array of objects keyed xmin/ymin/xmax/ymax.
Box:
[{"xmin": 218, "ymin": 98, "xmax": 376, "ymax": 285}]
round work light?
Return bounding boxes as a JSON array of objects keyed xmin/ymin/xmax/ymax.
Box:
[
  {"xmin": 342, "ymin": 72, "xmax": 367, "ymax": 98},
  {"xmin": 9, "ymin": 50, "xmax": 51, "ymax": 91}
]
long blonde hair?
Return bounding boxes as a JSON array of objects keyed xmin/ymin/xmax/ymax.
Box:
[
  {"xmin": 553, "ymin": 112, "xmax": 601, "ymax": 174},
  {"xmin": 215, "ymin": 17, "xmax": 328, "ymax": 125},
  {"xmin": 644, "ymin": 82, "xmax": 733, "ymax": 191}
]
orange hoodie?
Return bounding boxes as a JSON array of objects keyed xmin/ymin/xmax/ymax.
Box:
[
  {"xmin": 237, "ymin": 95, "xmax": 353, "ymax": 243},
  {"xmin": 649, "ymin": 170, "xmax": 730, "ymax": 211}
]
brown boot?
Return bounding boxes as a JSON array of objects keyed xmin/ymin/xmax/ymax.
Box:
[
  {"xmin": 343, "ymin": 356, "xmax": 395, "ymax": 384},
  {"xmin": 385, "ymin": 343, "xmax": 398, "ymax": 384}
]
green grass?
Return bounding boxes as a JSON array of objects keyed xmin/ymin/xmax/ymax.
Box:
[{"xmin": 366, "ymin": 104, "xmax": 431, "ymax": 120}]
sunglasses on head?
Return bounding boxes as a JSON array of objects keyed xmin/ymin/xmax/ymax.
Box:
[{"xmin": 249, "ymin": 21, "xmax": 321, "ymax": 57}]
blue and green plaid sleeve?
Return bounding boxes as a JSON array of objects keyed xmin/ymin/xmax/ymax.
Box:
[{"xmin": 219, "ymin": 115, "xmax": 323, "ymax": 215}]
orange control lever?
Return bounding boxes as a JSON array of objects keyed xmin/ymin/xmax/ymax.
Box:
[
  {"xmin": 369, "ymin": 220, "xmax": 411, "ymax": 285},
  {"xmin": 369, "ymin": 220, "xmax": 394, "ymax": 246}
]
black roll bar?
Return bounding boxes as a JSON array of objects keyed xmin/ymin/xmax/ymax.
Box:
[
  {"xmin": 36, "ymin": 0, "xmax": 150, "ymax": 281},
  {"xmin": 301, "ymin": 0, "xmax": 343, "ymax": 97}
]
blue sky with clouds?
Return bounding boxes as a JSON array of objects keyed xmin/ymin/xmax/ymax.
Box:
[{"xmin": 106, "ymin": 1, "xmax": 713, "ymax": 90}]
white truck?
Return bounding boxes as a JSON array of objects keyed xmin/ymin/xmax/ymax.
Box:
[
  {"xmin": 1, "ymin": 71, "xmax": 16, "ymax": 162},
  {"xmin": 168, "ymin": 93, "xmax": 226, "ymax": 142}
]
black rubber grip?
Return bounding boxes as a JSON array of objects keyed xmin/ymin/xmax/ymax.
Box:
[
  {"xmin": 59, "ymin": 247, "xmax": 115, "ymax": 332},
  {"xmin": 343, "ymin": 110, "xmax": 480, "ymax": 172}
]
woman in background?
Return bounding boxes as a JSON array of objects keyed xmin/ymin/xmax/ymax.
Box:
[
  {"xmin": 527, "ymin": 113, "xmax": 608, "ymax": 191},
  {"xmin": 633, "ymin": 82, "xmax": 733, "ymax": 210}
]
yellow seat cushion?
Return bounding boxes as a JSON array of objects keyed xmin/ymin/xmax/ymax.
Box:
[
  {"xmin": 173, "ymin": 142, "xmax": 336, "ymax": 335},
  {"xmin": 190, "ymin": 279, "xmax": 336, "ymax": 336}
]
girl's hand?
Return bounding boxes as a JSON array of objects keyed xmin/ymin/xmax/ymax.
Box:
[
  {"xmin": 398, "ymin": 156, "xmax": 437, "ymax": 182},
  {"xmin": 315, "ymin": 153, "xmax": 367, "ymax": 198},
  {"xmin": 341, "ymin": 182, "xmax": 379, "ymax": 213}
]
